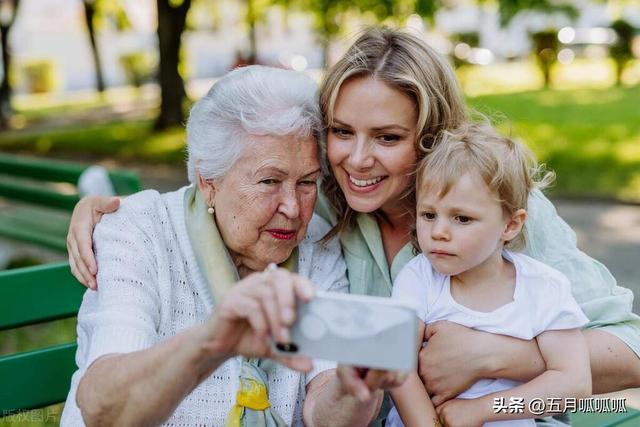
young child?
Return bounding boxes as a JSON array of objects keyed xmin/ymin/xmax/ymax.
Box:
[{"xmin": 388, "ymin": 124, "xmax": 591, "ymax": 427}]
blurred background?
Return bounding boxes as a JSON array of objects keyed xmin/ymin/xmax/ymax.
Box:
[{"xmin": 0, "ymin": 0, "xmax": 639, "ymax": 424}]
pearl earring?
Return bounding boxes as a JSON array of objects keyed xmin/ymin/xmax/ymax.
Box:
[{"xmin": 207, "ymin": 206, "xmax": 215, "ymax": 214}]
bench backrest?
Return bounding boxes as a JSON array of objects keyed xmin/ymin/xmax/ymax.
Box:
[
  {"xmin": 0, "ymin": 153, "xmax": 142, "ymax": 252},
  {"xmin": 0, "ymin": 263, "xmax": 84, "ymax": 415},
  {"xmin": 0, "ymin": 152, "xmax": 142, "ymax": 211}
]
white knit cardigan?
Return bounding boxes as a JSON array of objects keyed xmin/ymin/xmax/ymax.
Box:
[{"xmin": 60, "ymin": 186, "xmax": 349, "ymax": 426}]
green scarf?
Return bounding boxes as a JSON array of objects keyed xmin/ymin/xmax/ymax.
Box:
[{"xmin": 184, "ymin": 186, "xmax": 296, "ymax": 427}]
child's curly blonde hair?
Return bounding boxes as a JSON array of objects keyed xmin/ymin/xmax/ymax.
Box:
[{"xmin": 414, "ymin": 123, "xmax": 555, "ymax": 251}]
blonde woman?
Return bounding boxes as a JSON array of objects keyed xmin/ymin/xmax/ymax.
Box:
[{"xmin": 67, "ymin": 28, "xmax": 640, "ymax": 425}]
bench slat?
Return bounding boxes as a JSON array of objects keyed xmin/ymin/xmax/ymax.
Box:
[
  {"xmin": 0, "ymin": 263, "xmax": 85, "ymax": 331},
  {"xmin": 0, "ymin": 153, "xmax": 142, "ymax": 195},
  {"xmin": 0, "ymin": 153, "xmax": 86, "ymax": 183},
  {"xmin": 0, "ymin": 343, "xmax": 78, "ymax": 414},
  {"xmin": 0, "ymin": 180, "xmax": 80, "ymax": 211}
]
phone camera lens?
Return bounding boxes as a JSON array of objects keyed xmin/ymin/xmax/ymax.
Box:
[{"xmin": 276, "ymin": 342, "xmax": 299, "ymax": 353}]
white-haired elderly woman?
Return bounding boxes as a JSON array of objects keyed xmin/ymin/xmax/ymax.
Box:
[{"xmin": 60, "ymin": 66, "xmax": 401, "ymax": 426}]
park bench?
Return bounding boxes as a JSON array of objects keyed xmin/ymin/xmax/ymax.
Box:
[
  {"xmin": 0, "ymin": 152, "xmax": 142, "ymax": 253},
  {"xmin": 0, "ymin": 262, "xmax": 84, "ymax": 416}
]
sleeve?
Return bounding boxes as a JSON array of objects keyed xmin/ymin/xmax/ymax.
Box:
[
  {"xmin": 391, "ymin": 258, "xmax": 430, "ymax": 323},
  {"xmin": 525, "ymin": 189, "xmax": 640, "ymax": 356},
  {"xmin": 534, "ymin": 270, "xmax": 589, "ymax": 336},
  {"xmin": 75, "ymin": 193, "xmax": 163, "ymax": 370}
]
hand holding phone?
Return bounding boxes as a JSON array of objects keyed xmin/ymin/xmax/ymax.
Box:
[{"xmin": 272, "ymin": 291, "xmax": 418, "ymax": 371}]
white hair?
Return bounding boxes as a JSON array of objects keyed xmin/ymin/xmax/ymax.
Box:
[{"xmin": 186, "ymin": 65, "xmax": 322, "ymax": 183}]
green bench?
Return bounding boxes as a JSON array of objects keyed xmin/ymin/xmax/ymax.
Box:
[
  {"xmin": 0, "ymin": 153, "xmax": 142, "ymax": 252},
  {"xmin": 0, "ymin": 262, "xmax": 84, "ymax": 416}
]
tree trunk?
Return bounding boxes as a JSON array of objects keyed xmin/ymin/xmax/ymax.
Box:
[
  {"xmin": 0, "ymin": 0, "xmax": 19, "ymax": 129},
  {"xmin": 246, "ymin": 0, "xmax": 257, "ymax": 64},
  {"xmin": 155, "ymin": 0, "xmax": 191, "ymax": 131},
  {"xmin": 83, "ymin": 1, "xmax": 105, "ymax": 93}
]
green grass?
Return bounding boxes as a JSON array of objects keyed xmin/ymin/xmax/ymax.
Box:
[
  {"xmin": 2, "ymin": 85, "xmax": 639, "ymax": 201},
  {"xmin": 469, "ymin": 85, "xmax": 640, "ymax": 201},
  {"xmin": 0, "ymin": 119, "xmax": 186, "ymax": 163}
]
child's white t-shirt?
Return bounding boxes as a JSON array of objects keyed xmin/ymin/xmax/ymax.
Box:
[{"xmin": 388, "ymin": 250, "xmax": 588, "ymax": 427}]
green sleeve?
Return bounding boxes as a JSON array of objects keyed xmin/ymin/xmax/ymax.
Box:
[{"xmin": 525, "ymin": 189, "xmax": 640, "ymax": 357}]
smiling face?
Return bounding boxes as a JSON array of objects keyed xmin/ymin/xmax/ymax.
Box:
[
  {"xmin": 416, "ymin": 173, "xmax": 512, "ymax": 277},
  {"xmin": 327, "ymin": 76, "xmax": 418, "ymax": 216},
  {"xmin": 202, "ymin": 135, "xmax": 320, "ymax": 273}
]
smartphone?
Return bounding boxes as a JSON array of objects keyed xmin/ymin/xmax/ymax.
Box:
[{"xmin": 272, "ymin": 291, "xmax": 418, "ymax": 371}]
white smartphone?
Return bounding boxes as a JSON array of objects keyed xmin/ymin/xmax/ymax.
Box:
[{"xmin": 272, "ymin": 291, "xmax": 418, "ymax": 371}]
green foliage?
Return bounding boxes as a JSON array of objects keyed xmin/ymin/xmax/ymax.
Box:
[
  {"xmin": 495, "ymin": 0, "xmax": 578, "ymax": 27},
  {"xmin": 120, "ymin": 52, "xmax": 156, "ymax": 87},
  {"xmin": 90, "ymin": 0, "xmax": 132, "ymax": 31},
  {"xmin": 21, "ymin": 60, "xmax": 57, "ymax": 94},
  {"xmin": 414, "ymin": 0, "xmax": 442, "ymax": 21}
]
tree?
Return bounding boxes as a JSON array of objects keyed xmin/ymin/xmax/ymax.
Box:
[
  {"xmin": 298, "ymin": 0, "xmax": 398, "ymax": 68},
  {"xmin": 82, "ymin": 0, "xmax": 105, "ymax": 93},
  {"xmin": 530, "ymin": 29, "xmax": 558, "ymax": 88},
  {"xmin": 155, "ymin": 0, "xmax": 192, "ymax": 130},
  {"xmin": 81, "ymin": 0, "xmax": 131, "ymax": 94},
  {"xmin": 610, "ymin": 19, "xmax": 635, "ymax": 86},
  {"xmin": 494, "ymin": 0, "xmax": 577, "ymax": 88},
  {"xmin": 0, "ymin": 0, "xmax": 20, "ymax": 129}
]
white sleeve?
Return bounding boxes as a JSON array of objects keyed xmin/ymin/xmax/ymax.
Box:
[
  {"xmin": 392, "ymin": 258, "xmax": 430, "ymax": 323},
  {"xmin": 76, "ymin": 195, "xmax": 162, "ymax": 370},
  {"xmin": 534, "ymin": 271, "xmax": 589, "ymax": 336}
]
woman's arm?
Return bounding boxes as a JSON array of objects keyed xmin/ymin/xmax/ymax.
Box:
[
  {"xmin": 419, "ymin": 321, "xmax": 546, "ymax": 406},
  {"xmin": 303, "ymin": 366, "xmax": 408, "ymax": 427},
  {"xmin": 584, "ymin": 328, "xmax": 640, "ymax": 393},
  {"xmin": 78, "ymin": 268, "xmax": 316, "ymax": 425},
  {"xmin": 77, "ymin": 323, "xmax": 224, "ymax": 425},
  {"xmin": 436, "ymin": 328, "xmax": 591, "ymax": 426},
  {"xmin": 67, "ymin": 195, "xmax": 120, "ymax": 289},
  {"xmin": 303, "ymin": 368, "xmax": 382, "ymax": 427},
  {"xmin": 419, "ymin": 321, "xmax": 640, "ymax": 406}
]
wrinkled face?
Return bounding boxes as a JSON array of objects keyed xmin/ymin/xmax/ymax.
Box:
[
  {"xmin": 327, "ymin": 76, "xmax": 418, "ymax": 215},
  {"xmin": 206, "ymin": 135, "xmax": 320, "ymax": 272},
  {"xmin": 416, "ymin": 173, "xmax": 509, "ymax": 276}
]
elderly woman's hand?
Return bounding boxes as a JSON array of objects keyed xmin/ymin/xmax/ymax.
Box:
[
  {"xmin": 336, "ymin": 365, "xmax": 408, "ymax": 402},
  {"xmin": 203, "ymin": 266, "xmax": 315, "ymax": 372},
  {"xmin": 418, "ymin": 321, "xmax": 496, "ymax": 406},
  {"xmin": 67, "ymin": 195, "xmax": 121, "ymax": 290}
]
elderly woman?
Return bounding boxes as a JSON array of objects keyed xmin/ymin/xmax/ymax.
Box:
[{"xmin": 60, "ymin": 66, "xmax": 397, "ymax": 426}]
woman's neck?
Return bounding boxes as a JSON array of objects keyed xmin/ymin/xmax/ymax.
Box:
[{"xmin": 377, "ymin": 205, "xmax": 413, "ymax": 267}]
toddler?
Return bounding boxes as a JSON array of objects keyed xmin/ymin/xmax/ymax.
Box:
[{"xmin": 389, "ymin": 124, "xmax": 591, "ymax": 427}]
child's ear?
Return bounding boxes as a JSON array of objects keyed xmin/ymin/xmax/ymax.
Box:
[{"xmin": 502, "ymin": 209, "xmax": 527, "ymax": 243}]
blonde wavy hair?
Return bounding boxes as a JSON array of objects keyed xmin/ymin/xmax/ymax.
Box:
[
  {"xmin": 415, "ymin": 123, "xmax": 555, "ymax": 250},
  {"xmin": 319, "ymin": 27, "xmax": 469, "ymax": 239}
]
